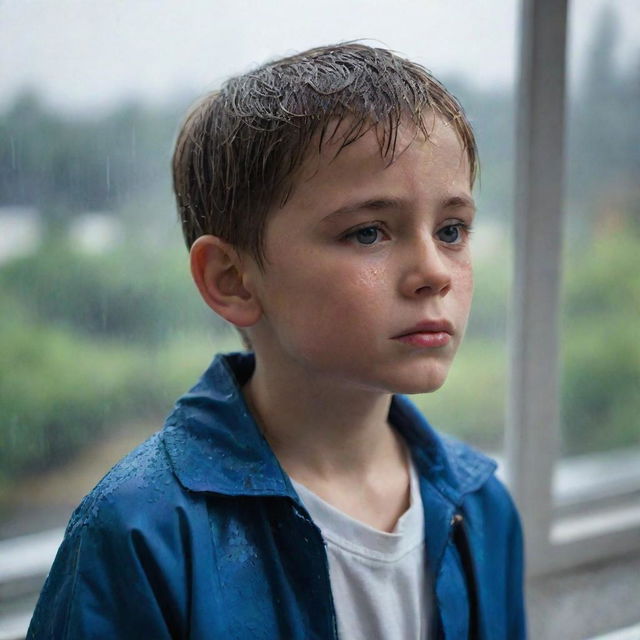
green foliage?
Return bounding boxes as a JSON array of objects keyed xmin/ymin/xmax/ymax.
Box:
[
  {"xmin": 466, "ymin": 240, "xmax": 511, "ymax": 341},
  {"xmin": 560, "ymin": 229, "xmax": 640, "ymax": 455},
  {"xmin": 0, "ymin": 241, "xmax": 234, "ymax": 482},
  {"xmin": 0, "ymin": 289, "xmax": 240, "ymax": 482},
  {"xmin": 0, "ymin": 240, "xmax": 220, "ymax": 344},
  {"xmin": 0, "ymin": 298, "xmax": 148, "ymax": 478}
]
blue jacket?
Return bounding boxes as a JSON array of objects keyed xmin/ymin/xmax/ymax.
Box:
[{"xmin": 28, "ymin": 352, "xmax": 526, "ymax": 639}]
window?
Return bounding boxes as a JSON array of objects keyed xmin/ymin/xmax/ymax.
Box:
[
  {"xmin": 1, "ymin": 1, "xmax": 638, "ymax": 637},
  {"xmin": 506, "ymin": 0, "xmax": 640, "ymax": 576}
]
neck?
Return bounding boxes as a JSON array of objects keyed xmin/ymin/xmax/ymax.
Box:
[{"xmin": 242, "ymin": 352, "xmax": 401, "ymax": 482}]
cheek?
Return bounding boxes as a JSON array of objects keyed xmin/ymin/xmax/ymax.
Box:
[
  {"xmin": 451, "ymin": 259, "xmax": 474, "ymax": 310},
  {"xmin": 462, "ymin": 268, "xmax": 474, "ymax": 303},
  {"xmin": 269, "ymin": 260, "xmax": 385, "ymax": 342}
]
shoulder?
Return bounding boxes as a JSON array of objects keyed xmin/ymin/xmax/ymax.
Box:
[
  {"xmin": 445, "ymin": 437, "xmax": 524, "ymax": 574},
  {"xmin": 58, "ymin": 429, "xmax": 223, "ymax": 576},
  {"xmin": 392, "ymin": 394, "xmax": 519, "ymax": 528},
  {"xmin": 66, "ymin": 431, "xmax": 198, "ymax": 537},
  {"xmin": 28, "ymin": 432, "xmax": 212, "ymax": 639},
  {"xmin": 439, "ymin": 434, "xmax": 498, "ymax": 493},
  {"xmin": 54, "ymin": 430, "xmax": 209, "ymax": 582},
  {"xmin": 445, "ymin": 436, "xmax": 519, "ymax": 526},
  {"xmin": 435, "ymin": 432, "xmax": 521, "ymax": 537}
]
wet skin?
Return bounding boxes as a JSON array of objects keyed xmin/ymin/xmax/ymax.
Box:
[{"xmin": 243, "ymin": 116, "xmax": 476, "ymax": 398}]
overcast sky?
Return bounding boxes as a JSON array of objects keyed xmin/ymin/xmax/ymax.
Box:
[{"xmin": 1, "ymin": 0, "xmax": 638, "ymax": 114}]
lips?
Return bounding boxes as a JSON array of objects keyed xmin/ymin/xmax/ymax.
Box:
[
  {"xmin": 392, "ymin": 319, "xmax": 454, "ymax": 339},
  {"xmin": 392, "ymin": 320, "xmax": 454, "ymax": 348}
]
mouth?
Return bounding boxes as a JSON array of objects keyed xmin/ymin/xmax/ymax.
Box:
[{"xmin": 391, "ymin": 320, "xmax": 454, "ymax": 348}]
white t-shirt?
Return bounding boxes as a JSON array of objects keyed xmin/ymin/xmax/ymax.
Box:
[{"xmin": 291, "ymin": 459, "xmax": 430, "ymax": 640}]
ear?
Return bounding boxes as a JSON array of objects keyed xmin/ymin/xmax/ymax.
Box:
[{"xmin": 190, "ymin": 235, "xmax": 262, "ymax": 328}]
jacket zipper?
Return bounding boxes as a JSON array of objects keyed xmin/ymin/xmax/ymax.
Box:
[
  {"xmin": 431, "ymin": 512, "xmax": 480, "ymax": 640},
  {"xmin": 452, "ymin": 512, "xmax": 480, "ymax": 640}
]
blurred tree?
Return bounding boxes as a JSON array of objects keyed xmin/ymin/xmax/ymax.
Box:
[
  {"xmin": 445, "ymin": 77, "xmax": 515, "ymax": 223},
  {"xmin": 0, "ymin": 239, "xmax": 217, "ymax": 343},
  {"xmin": 0, "ymin": 92, "xmax": 178, "ymax": 230},
  {"xmin": 566, "ymin": 6, "xmax": 640, "ymax": 229},
  {"xmin": 561, "ymin": 223, "xmax": 640, "ymax": 455}
]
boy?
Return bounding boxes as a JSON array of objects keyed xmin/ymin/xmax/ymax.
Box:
[{"xmin": 28, "ymin": 44, "xmax": 525, "ymax": 639}]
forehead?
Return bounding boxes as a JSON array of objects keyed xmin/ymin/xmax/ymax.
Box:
[{"xmin": 280, "ymin": 114, "xmax": 471, "ymax": 212}]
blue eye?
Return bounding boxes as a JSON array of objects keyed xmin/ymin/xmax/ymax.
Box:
[
  {"xmin": 437, "ymin": 224, "xmax": 464, "ymax": 244},
  {"xmin": 352, "ymin": 226, "xmax": 382, "ymax": 245}
]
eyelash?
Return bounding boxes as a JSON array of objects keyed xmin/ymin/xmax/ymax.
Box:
[
  {"xmin": 343, "ymin": 223, "xmax": 387, "ymax": 246},
  {"xmin": 436, "ymin": 222, "xmax": 473, "ymax": 245},
  {"xmin": 343, "ymin": 222, "xmax": 473, "ymax": 247}
]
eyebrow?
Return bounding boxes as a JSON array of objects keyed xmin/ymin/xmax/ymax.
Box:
[
  {"xmin": 442, "ymin": 195, "xmax": 477, "ymax": 212},
  {"xmin": 322, "ymin": 194, "xmax": 476, "ymax": 222},
  {"xmin": 322, "ymin": 198, "xmax": 400, "ymax": 221}
]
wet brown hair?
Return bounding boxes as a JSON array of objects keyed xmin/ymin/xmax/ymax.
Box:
[{"xmin": 172, "ymin": 42, "xmax": 478, "ymax": 267}]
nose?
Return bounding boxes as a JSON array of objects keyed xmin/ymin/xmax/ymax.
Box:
[{"xmin": 399, "ymin": 235, "xmax": 451, "ymax": 298}]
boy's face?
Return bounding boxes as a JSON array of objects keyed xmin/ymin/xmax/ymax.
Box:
[{"xmin": 244, "ymin": 115, "xmax": 475, "ymax": 395}]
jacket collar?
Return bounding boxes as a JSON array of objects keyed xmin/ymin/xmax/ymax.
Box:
[{"xmin": 162, "ymin": 352, "xmax": 496, "ymax": 506}]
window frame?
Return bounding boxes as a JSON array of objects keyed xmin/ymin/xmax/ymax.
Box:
[{"xmin": 506, "ymin": 0, "xmax": 640, "ymax": 578}]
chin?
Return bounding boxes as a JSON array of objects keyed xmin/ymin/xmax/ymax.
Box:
[
  {"xmin": 393, "ymin": 379, "xmax": 447, "ymax": 396},
  {"xmin": 379, "ymin": 363, "xmax": 452, "ymax": 396}
]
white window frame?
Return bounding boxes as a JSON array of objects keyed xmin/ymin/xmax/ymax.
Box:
[{"xmin": 505, "ymin": 0, "xmax": 640, "ymax": 577}]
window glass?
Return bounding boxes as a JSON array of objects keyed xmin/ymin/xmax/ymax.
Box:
[
  {"xmin": 559, "ymin": 0, "xmax": 639, "ymax": 467},
  {"xmin": 0, "ymin": 0, "xmax": 519, "ymax": 543}
]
